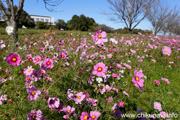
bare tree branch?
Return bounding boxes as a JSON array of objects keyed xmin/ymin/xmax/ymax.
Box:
[{"xmin": 107, "ymin": 0, "xmax": 158, "ymax": 33}]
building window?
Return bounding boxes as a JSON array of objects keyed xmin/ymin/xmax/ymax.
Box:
[
  {"xmin": 41, "ymin": 19, "xmax": 44, "ymax": 22},
  {"xmin": 45, "ymin": 19, "xmax": 49, "ymax": 22},
  {"xmin": 36, "ymin": 18, "xmax": 39, "ymax": 21}
]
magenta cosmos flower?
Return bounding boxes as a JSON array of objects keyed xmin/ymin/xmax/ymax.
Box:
[
  {"xmin": 6, "ymin": 53, "xmax": 21, "ymax": 66},
  {"xmin": 154, "ymin": 80, "xmax": 160, "ymax": 85},
  {"xmin": 27, "ymin": 109, "xmax": 44, "ymax": 120},
  {"xmin": 117, "ymin": 101, "xmax": 124, "ymax": 107},
  {"xmin": 162, "ymin": 46, "xmax": 172, "ymax": 56},
  {"xmin": 43, "ymin": 58, "xmax": 54, "ymax": 69},
  {"xmin": 92, "ymin": 62, "xmax": 108, "ymax": 77},
  {"xmin": 132, "ymin": 70, "xmax": 144, "ymax": 91},
  {"xmin": 80, "ymin": 112, "xmax": 89, "ymax": 120},
  {"xmin": 74, "ymin": 92, "xmax": 86, "ymax": 104},
  {"xmin": 24, "ymin": 66, "xmax": 34, "ymax": 76},
  {"xmin": 59, "ymin": 52, "xmax": 67, "ymax": 59},
  {"xmin": 89, "ymin": 111, "xmax": 101, "ymax": 120},
  {"xmin": 93, "ymin": 30, "xmax": 107, "ymax": 45},
  {"xmin": 161, "ymin": 78, "xmax": 170, "ymax": 84},
  {"xmin": 154, "ymin": 102, "xmax": 162, "ymax": 111},
  {"xmin": 27, "ymin": 87, "xmax": 41, "ymax": 101},
  {"xmin": 48, "ymin": 97, "xmax": 60, "ymax": 109}
]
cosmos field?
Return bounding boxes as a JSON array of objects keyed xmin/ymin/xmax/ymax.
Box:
[{"xmin": 0, "ymin": 30, "xmax": 180, "ymax": 120}]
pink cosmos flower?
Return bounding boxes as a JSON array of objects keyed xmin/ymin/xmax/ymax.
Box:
[
  {"xmin": 25, "ymin": 81, "xmax": 34, "ymax": 89},
  {"xmin": 43, "ymin": 58, "xmax": 54, "ymax": 69},
  {"xmin": 63, "ymin": 114, "xmax": 70, "ymax": 119},
  {"xmin": 26, "ymin": 54, "xmax": 32, "ymax": 58},
  {"xmin": 123, "ymin": 91, "xmax": 130, "ymax": 97},
  {"xmin": 24, "ymin": 66, "xmax": 34, "ymax": 76},
  {"xmin": 27, "ymin": 87, "xmax": 41, "ymax": 101},
  {"xmin": 107, "ymin": 54, "xmax": 112, "ymax": 58},
  {"xmin": 48, "ymin": 97, "xmax": 60, "ymax": 109},
  {"xmin": 1, "ymin": 95, "xmax": 7, "ymax": 101},
  {"xmin": 132, "ymin": 70, "xmax": 144, "ymax": 91},
  {"xmin": 112, "ymin": 73, "xmax": 120, "ymax": 79},
  {"xmin": 80, "ymin": 112, "xmax": 89, "ymax": 120},
  {"xmin": 154, "ymin": 102, "xmax": 162, "ymax": 111},
  {"xmin": 130, "ymin": 49, "xmax": 136, "ymax": 54},
  {"xmin": 6, "ymin": 53, "xmax": 21, "ymax": 66},
  {"xmin": 74, "ymin": 92, "xmax": 85, "ymax": 104},
  {"xmin": 162, "ymin": 46, "xmax": 172, "ymax": 56},
  {"xmin": 117, "ymin": 101, "xmax": 124, "ymax": 107},
  {"xmin": 161, "ymin": 78, "xmax": 170, "ymax": 84},
  {"xmin": 100, "ymin": 88, "xmax": 106, "ymax": 94},
  {"xmin": 105, "ymin": 85, "xmax": 111, "ymax": 92},
  {"xmin": 92, "ymin": 62, "xmax": 108, "ymax": 77},
  {"xmin": 62, "ymin": 105, "xmax": 75, "ymax": 114},
  {"xmin": 59, "ymin": 52, "xmax": 67, "ymax": 59},
  {"xmin": 93, "ymin": 30, "xmax": 107, "ymax": 45},
  {"xmin": 154, "ymin": 80, "xmax": 160, "ymax": 85},
  {"xmin": 123, "ymin": 63, "xmax": 131, "ymax": 69},
  {"xmin": 33, "ymin": 55, "xmax": 41, "ymax": 65},
  {"xmin": 107, "ymin": 97, "xmax": 113, "ymax": 102},
  {"xmin": 89, "ymin": 111, "xmax": 101, "ymax": 120},
  {"xmin": 160, "ymin": 111, "xmax": 169, "ymax": 118}
]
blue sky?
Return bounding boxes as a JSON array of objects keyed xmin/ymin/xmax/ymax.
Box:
[{"xmin": 14, "ymin": 0, "xmax": 180, "ymax": 30}]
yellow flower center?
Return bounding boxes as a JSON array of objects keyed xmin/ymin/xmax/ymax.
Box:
[
  {"xmin": 135, "ymin": 77, "xmax": 139, "ymax": 81},
  {"xmin": 97, "ymin": 67, "xmax": 102, "ymax": 72},
  {"xmin": 47, "ymin": 62, "xmax": 50, "ymax": 65},
  {"xmin": 28, "ymin": 84, "xmax": 31, "ymax": 86},
  {"xmin": 3, "ymin": 97, "xmax": 5, "ymax": 99},
  {"xmin": 9, "ymin": 29, "xmax": 12, "ymax": 31},
  {"xmin": 165, "ymin": 50, "xmax": 167, "ymax": 53},
  {"xmin": 36, "ymin": 58, "xmax": 39, "ymax": 61},
  {"xmin": 31, "ymin": 114, "xmax": 36, "ymax": 119},
  {"xmin": 84, "ymin": 115, "xmax": 88, "ymax": 119},
  {"xmin": 31, "ymin": 92, "xmax": 35, "ymax": 95},
  {"xmin": 28, "ymin": 70, "xmax": 31, "ymax": 72},
  {"xmin": 61, "ymin": 55, "xmax": 64, "ymax": 58},
  {"xmin": 119, "ymin": 103, "xmax": 121, "ymax": 106},
  {"xmin": 113, "ymin": 110, "xmax": 117, "ymax": 113},
  {"xmin": 98, "ymin": 35, "xmax": 101, "ymax": 39},
  {"xmin": 67, "ymin": 110, "xmax": 70, "ymax": 113},
  {"xmin": 78, "ymin": 96, "xmax": 81, "ymax": 99},
  {"xmin": 92, "ymin": 115, "xmax": 96, "ymax": 119},
  {"xmin": 12, "ymin": 57, "xmax": 17, "ymax": 62}
]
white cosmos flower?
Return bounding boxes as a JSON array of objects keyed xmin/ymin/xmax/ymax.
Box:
[
  {"xmin": 110, "ymin": 38, "xmax": 118, "ymax": 44},
  {"xmin": 0, "ymin": 44, "xmax": 6, "ymax": 49},
  {"xmin": 96, "ymin": 77, "xmax": 103, "ymax": 83},
  {"xmin": 6, "ymin": 26, "xmax": 14, "ymax": 35}
]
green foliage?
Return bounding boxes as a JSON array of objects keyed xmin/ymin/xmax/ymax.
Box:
[
  {"xmin": 55, "ymin": 19, "xmax": 67, "ymax": 30},
  {"xmin": 36, "ymin": 22, "xmax": 49, "ymax": 29}
]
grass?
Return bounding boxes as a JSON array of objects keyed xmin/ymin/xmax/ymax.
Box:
[{"xmin": 0, "ymin": 28, "xmax": 180, "ymax": 120}]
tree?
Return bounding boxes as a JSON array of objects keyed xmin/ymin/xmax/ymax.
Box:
[
  {"xmin": 56, "ymin": 19, "xmax": 67, "ymax": 30},
  {"xmin": 107, "ymin": 0, "xmax": 158, "ymax": 33},
  {"xmin": 0, "ymin": 0, "xmax": 63, "ymax": 51},
  {"xmin": 146, "ymin": 2, "xmax": 175, "ymax": 35},
  {"xmin": 67, "ymin": 15, "xmax": 81, "ymax": 30}
]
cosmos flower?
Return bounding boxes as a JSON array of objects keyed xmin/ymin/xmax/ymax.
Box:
[
  {"xmin": 160, "ymin": 111, "xmax": 169, "ymax": 119},
  {"xmin": 62, "ymin": 105, "xmax": 75, "ymax": 114},
  {"xmin": 162, "ymin": 46, "xmax": 172, "ymax": 56},
  {"xmin": 89, "ymin": 111, "xmax": 101, "ymax": 120},
  {"xmin": 93, "ymin": 30, "xmax": 107, "ymax": 45},
  {"xmin": 48, "ymin": 97, "xmax": 60, "ymax": 109},
  {"xmin": 6, "ymin": 53, "xmax": 21, "ymax": 66},
  {"xmin": 117, "ymin": 101, "xmax": 124, "ymax": 107},
  {"xmin": 92, "ymin": 62, "xmax": 108, "ymax": 77},
  {"xmin": 154, "ymin": 102, "xmax": 162, "ymax": 111},
  {"xmin": 132, "ymin": 70, "xmax": 144, "ymax": 91},
  {"xmin": 154, "ymin": 80, "xmax": 160, "ymax": 85},
  {"xmin": 161, "ymin": 78, "xmax": 170, "ymax": 84},
  {"xmin": 74, "ymin": 92, "xmax": 86, "ymax": 104},
  {"xmin": 24, "ymin": 66, "xmax": 34, "ymax": 76},
  {"xmin": 96, "ymin": 77, "xmax": 103, "ymax": 83},
  {"xmin": 33, "ymin": 55, "xmax": 41, "ymax": 65},
  {"xmin": 107, "ymin": 97, "xmax": 113, "ymax": 102},
  {"xmin": 27, "ymin": 109, "xmax": 44, "ymax": 120},
  {"xmin": 27, "ymin": 87, "xmax": 41, "ymax": 101},
  {"xmin": 43, "ymin": 58, "xmax": 54, "ymax": 69},
  {"xmin": 80, "ymin": 112, "xmax": 89, "ymax": 120},
  {"xmin": 6, "ymin": 26, "xmax": 14, "ymax": 35},
  {"xmin": 59, "ymin": 52, "xmax": 67, "ymax": 59}
]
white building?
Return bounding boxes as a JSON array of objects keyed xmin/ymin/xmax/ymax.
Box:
[{"xmin": 30, "ymin": 15, "xmax": 55, "ymax": 25}]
